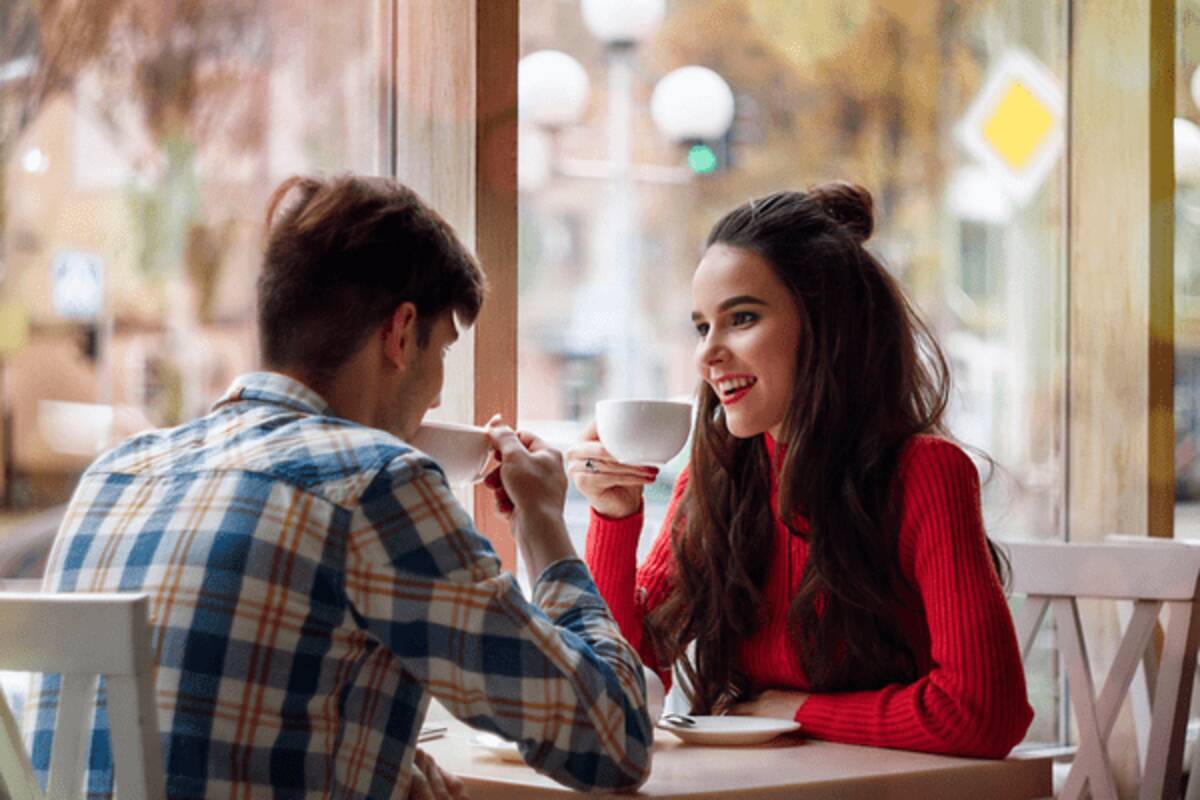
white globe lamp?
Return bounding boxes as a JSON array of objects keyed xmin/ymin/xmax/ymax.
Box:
[
  {"xmin": 1176, "ymin": 117, "xmax": 1200, "ymax": 186},
  {"xmin": 518, "ymin": 124, "xmax": 553, "ymax": 193},
  {"xmin": 580, "ymin": 0, "xmax": 666, "ymax": 47},
  {"xmin": 1190, "ymin": 65, "xmax": 1200, "ymax": 115},
  {"xmin": 519, "ymin": 50, "xmax": 591, "ymax": 129},
  {"xmin": 650, "ymin": 66, "xmax": 736, "ymax": 142}
]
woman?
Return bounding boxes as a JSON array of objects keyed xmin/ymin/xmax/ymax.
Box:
[{"xmin": 568, "ymin": 183, "xmax": 1033, "ymax": 758}]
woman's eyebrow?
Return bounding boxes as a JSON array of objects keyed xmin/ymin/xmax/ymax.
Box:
[
  {"xmin": 717, "ymin": 294, "xmax": 767, "ymax": 312},
  {"xmin": 691, "ymin": 295, "xmax": 768, "ymax": 322}
]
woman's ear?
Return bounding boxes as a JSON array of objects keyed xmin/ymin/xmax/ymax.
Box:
[{"xmin": 382, "ymin": 302, "xmax": 419, "ymax": 372}]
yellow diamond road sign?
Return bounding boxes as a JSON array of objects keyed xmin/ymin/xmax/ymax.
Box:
[{"xmin": 957, "ymin": 50, "xmax": 1064, "ymax": 205}]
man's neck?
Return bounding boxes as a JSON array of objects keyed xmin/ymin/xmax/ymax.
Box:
[{"xmin": 277, "ymin": 355, "xmax": 380, "ymax": 429}]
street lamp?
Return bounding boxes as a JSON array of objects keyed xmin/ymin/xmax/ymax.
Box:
[
  {"xmin": 651, "ymin": 65, "xmax": 736, "ymax": 177},
  {"xmin": 518, "ymin": 1, "xmax": 735, "ymax": 402},
  {"xmin": 650, "ymin": 66, "xmax": 736, "ymax": 142},
  {"xmin": 1177, "ymin": 118, "xmax": 1200, "ymax": 186},
  {"xmin": 517, "ymin": 51, "xmax": 588, "ymax": 193},
  {"xmin": 580, "ymin": 0, "xmax": 666, "ymax": 48},
  {"xmin": 1183, "ymin": 66, "xmax": 1200, "ymax": 186},
  {"xmin": 517, "ymin": 50, "xmax": 591, "ymax": 129}
]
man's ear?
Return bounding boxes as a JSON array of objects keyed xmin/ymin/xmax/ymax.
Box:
[{"xmin": 382, "ymin": 302, "xmax": 420, "ymax": 372}]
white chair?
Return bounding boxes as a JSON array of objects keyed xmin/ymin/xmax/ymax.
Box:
[
  {"xmin": 0, "ymin": 593, "xmax": 164, "ymax": 800},
  {"xmin": 1009, "ymin": 541, "xmax": 1200, "ymax": 800},
  {"xmin": 1102, "ymin": 535, "xmax": 1200, "ymax": 800},
  {"xmin": 0, "ymin": 581, "xmax": 41, "ymax": 593}
]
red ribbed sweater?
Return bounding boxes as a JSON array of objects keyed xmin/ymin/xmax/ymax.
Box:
[{"xmin": 585, "ymin": 434, "xmax": 1034, "ymax": 758}]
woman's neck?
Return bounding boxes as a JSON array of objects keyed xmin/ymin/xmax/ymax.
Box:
[{"xmin": 763, "ymin": 430, "xmax": 784, "ymax": 465}]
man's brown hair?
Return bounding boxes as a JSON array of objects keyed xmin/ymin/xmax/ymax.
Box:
[{"xmin": 258, "ymin": 174, "xmax": 485, "ymax": 389}]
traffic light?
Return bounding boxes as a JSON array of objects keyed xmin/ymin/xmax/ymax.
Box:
[
  {"xmin": 684, "ymin": 134, "xmax": 733, "ymax": 176},
  {"xmin": 687, "ymin": 143, "xmax": 719, "ymax": 175},
  {"xmin": 683, "ymin": 97, "xmax": 747, "ymax": 177},
  {"xmin": 684, "ymin": 92, "xmax": 763, "ymax": 177}
]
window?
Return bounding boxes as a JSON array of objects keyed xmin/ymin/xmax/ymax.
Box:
[
  {"xmin": 519, "ymin": 0, "xmax": 1067, "ymax": 743},
  {"xmin": 1178, "ymin": 0, "xmax": 1200, "ymax": 515},
  {"xmin": 0, "ymin": 1, "xmax": 388, "ymax": 511}
]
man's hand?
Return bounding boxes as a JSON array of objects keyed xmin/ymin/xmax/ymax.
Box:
[
  {"xmin": 408, "ymin": 748, "xmax": 469, "ymax": 800},
  {"xmin": 485, "ymin": 420, "xmax": 575, "ymax": 581},
  {"xmin": 727, "ymin": 689, "xmax": 809, "ymax": 721},
  {"xmin": 485, "ymin": 420, "xmax": 568, "ymax": 519}
]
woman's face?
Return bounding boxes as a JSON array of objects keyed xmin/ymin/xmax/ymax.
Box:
[{"xmin": 691, "ymin": 243, "xmax": 803, "ymax": 440}]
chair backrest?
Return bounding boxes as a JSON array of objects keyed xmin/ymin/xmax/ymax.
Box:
[
  {"xmin": 0, "ymin": 593, "xmax": 164, "ymax": 800},
  {"xmin": 1008, "ymin": 541, "xmax": 1200, "ymax": 800}
]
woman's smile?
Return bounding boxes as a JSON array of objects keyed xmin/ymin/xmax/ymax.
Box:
[{"xmin": 713, "ymin": 373, "xmax": 758, "ymax": 404}]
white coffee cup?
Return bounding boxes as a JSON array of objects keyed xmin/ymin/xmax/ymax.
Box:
[
  {"xmin": 644, "ymin": 666, "xmax": 666, "ymax": 723},
  {"xmin": 595, "ymin": 399, "xmax": 692, "ymax": 466},
  {"xmin": 410, "ymin": 421, "xmax": 493, "ymax": 486}
]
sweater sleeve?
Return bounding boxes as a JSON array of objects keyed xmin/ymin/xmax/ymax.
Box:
[
  {"xmin": 585, "ymin": 467, "xmax": 689, "ymax": 676},
  {"xmin": 794, "ymin": 439, "xmax": 1034, "ymax": 758}
]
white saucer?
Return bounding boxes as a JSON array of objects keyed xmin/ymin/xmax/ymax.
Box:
[
  {"xmin": 655, "ymin": 715, "xmax": 802, "ymax": 746},
  {"xmin": 470, "ymin": 733, "xmax": 524, "ymax": 762}
]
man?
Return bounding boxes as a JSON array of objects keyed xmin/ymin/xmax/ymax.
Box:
[{"xmin": 28, "ymin": 175, "xmax": 651, "ymax": 798}]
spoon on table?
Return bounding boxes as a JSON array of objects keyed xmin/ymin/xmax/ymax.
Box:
[{"xmin": 660, "ymin": 713, "xmax": 697, "ymax": 727}]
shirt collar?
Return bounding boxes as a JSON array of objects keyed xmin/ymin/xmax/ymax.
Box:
[{"xmin": 212, "ymin": 371, "xmax": 335, "ymax": 417}]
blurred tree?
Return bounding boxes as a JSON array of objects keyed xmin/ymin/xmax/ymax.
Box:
[
  {"xmin": 1, "ymin": 1, "xmax": 120, "ymax": 269},
  {"xmin": 646, "ymin": 0, "xmax": 997, "ymax": 297},
  {"xmin": 0, "ymin": 0, "xmax": 273, "ymax": 319}
]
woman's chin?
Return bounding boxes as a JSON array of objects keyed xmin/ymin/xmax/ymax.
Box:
[{"xmin": 724, "ymin": 417, "xmax": 766, "ymax": 439}]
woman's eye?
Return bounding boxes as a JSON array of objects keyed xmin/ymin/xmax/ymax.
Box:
[
  {"xmin": 694, "ymin": 322, "xmax": 710, "ymax": 338},
  {"xmin": 731, "ymin": 310, "xmax": 758, "ymax": 326}
]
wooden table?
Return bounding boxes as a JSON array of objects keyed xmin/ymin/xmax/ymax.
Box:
[{"xmin": 421, "ymin": 716, "xmax": 1052, "ymax": 799}]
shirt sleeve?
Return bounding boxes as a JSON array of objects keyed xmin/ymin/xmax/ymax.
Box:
[
  {"xmin": 585, "ymin": 468, "xmax": 688, "ymax": 682},
  {"xmin": 346, "ymin": 453, "xmax": 651, "ymax": 792},
  {"xmin": 794, "ymin": 440, "xmax": 1034, "ymax": 758}
]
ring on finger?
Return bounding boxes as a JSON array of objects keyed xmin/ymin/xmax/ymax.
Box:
[{"xmin": 585, "ymin": 458, "xmax": 598, "ymax": 473}]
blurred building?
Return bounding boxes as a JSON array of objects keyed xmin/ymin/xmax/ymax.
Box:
[{"xmin": 0, "ymin": 0, "xmax": 387, "ymax": 504}]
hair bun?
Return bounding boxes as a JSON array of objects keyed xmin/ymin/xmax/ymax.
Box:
[{"xmin": 811, "ymin": 181, "xmax": 874, "ymax": 243}]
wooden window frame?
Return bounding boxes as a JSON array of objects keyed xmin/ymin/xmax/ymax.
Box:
[{"xmin": 389, "ymin": 0, "xmax": 519, "ymax": 569}]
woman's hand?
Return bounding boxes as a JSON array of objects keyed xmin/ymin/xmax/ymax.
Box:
[
  {"xmin": 728, "ymin": 689, "xmax": 809, "ymax": 721},
  {"xmin": 565, "ymin": 420, "xmax": 658, "ymax": 519},
  {"xmin": 408, "ymin": 747, "xmax": 469, "ymax": 799}
]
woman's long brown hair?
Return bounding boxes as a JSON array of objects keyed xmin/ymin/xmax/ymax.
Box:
[{"xmin": 644, "ymin": 183, "xmax": 1007, "ymax": 712}]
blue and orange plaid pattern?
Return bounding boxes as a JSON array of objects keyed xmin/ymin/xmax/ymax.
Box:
[{"xmin": 26, "ymin": 372, "xmax": 651, "ymax": 799}]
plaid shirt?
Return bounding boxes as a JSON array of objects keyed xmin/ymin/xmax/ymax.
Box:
[{"xmin": 27, "ymin": 372, "xmax": 651, "ymax": 799}]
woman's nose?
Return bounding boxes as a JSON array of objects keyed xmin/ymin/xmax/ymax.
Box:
[{"xmin": 696, "ymin": 336, "xmax": 727, "ymax": 370}]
